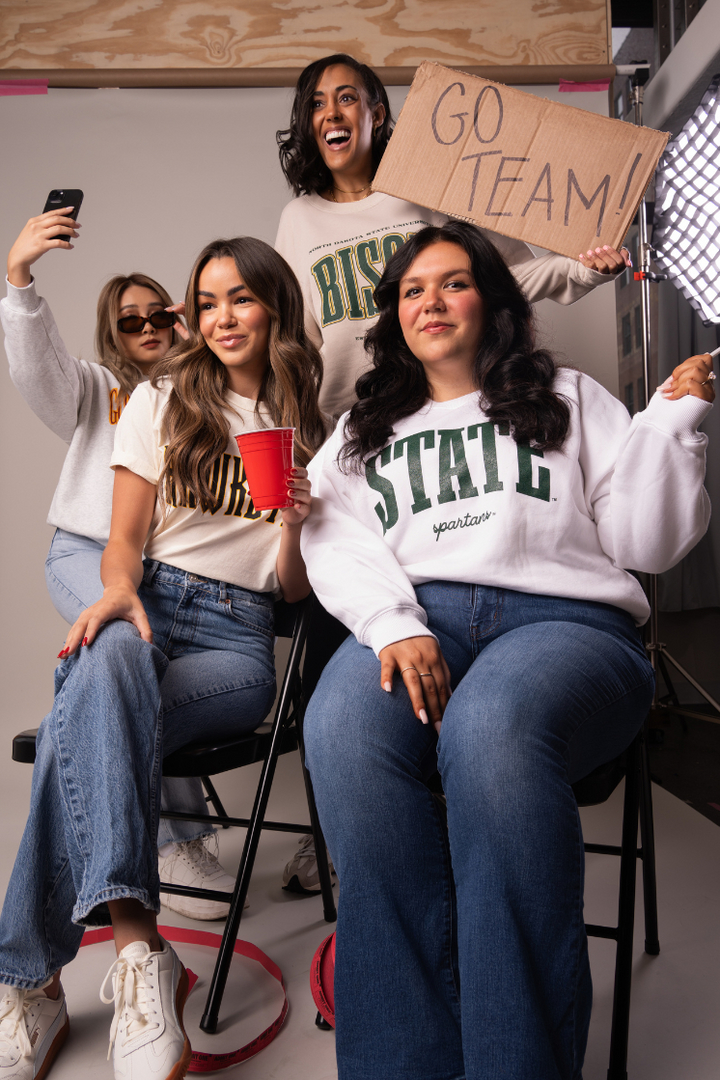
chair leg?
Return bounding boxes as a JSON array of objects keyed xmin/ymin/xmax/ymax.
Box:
[
  {"xmin": 201, "ymin": 775, "xmax": 230, "ymax": 827},
  {"xmin": 606, "ymin": 736, "xmax": 640, "ymax": 1080},
  {"xmin": 299, "ymin": 752, "xmax": 337, "ymax": 923},
  {"xmin": 638, "ymin": 732, "xmax": 660, "ymax": 956},
  {"xmin": 200, "ymin": 735, "xmax": 285, "ymax": 1034},
  {"xmin": 199, "ymin": 600, "xmax": 313, "ymax": 1035}
]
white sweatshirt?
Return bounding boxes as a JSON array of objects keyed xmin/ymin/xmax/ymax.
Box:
[
  {"xmin": 275, "ymin": 192, "xmax": 611, "ymax": 417},
  {"xmin": 1, "ymin": 278, "xmax": 139, "ymax": 543},
  {"xmin": 301, "ymin": 369, "xmax": 712, "ymax": 655}
]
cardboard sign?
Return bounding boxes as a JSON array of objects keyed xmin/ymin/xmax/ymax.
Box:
[{"xmin": 373, "ymin": 62, "xmax": 669, "ymax": 259}]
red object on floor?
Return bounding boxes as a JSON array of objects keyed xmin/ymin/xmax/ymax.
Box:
[
  {"xmin": 310, "ymin": 932, "xmax": 336, "ymax": 1028},
  {"xmin": 81, "ymin": 924, "xmax": 287, "ymax": 1072}
]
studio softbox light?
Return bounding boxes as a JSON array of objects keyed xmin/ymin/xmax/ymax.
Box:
[{"xmin": 652, "ymin": 75, "xmax": 720, "ymax": 325}]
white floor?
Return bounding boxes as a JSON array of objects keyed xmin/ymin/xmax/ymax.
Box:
[{"xmin": 1, "ymin": 747, "xmax": 719, "ymax": 1079}]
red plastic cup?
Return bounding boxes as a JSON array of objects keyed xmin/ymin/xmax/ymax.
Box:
[{"xmin": 233, "ymin": 427, "xmax": 295, "ymax": 511}]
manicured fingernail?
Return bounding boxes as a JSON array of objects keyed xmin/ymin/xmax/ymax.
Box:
[
  {"xmin": 419, "ymin": 709, "xmax": 429, "ymax": 724},
  {"xmin": 587, "ymin": 249, "xmax": 594, "ymax": 256},
  {"xmin": 82, "ymin": 637, "xmax": 88, "ymax": 646},
  {"xmin": 656, "ymin": 376, "xmax": 673, "ymax": 391},
  {"xmin": 383, "ymin": 680, "xmax": 392, "ymax": 692},
  {"xmin": 434, "ymin": 721, "xmax": 442, "ymax": 734}
]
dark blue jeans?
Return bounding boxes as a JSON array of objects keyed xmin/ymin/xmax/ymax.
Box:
[{"xmin": 303, "ymin": 583, "xmax": 655, "ymax": 1080}]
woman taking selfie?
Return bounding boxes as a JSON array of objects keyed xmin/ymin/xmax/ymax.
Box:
[
  {"xmin": 1, "ymin": 209, "xmax": 241, "ymax": 921},
  {"xmin": 0, "ymin": 236, "xmax": 324, "ymax": 1080},
  {"xmin": 276, "ymin": 53, "xmax": 629, "ymax": 419},
  {"xmin": 299, "ymin": 221, "xmax": 713, "ymax": 1079}
]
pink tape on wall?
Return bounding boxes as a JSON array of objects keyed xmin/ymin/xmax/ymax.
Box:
[
  {"xmin": 558, "ymin": 79, "xmax": 611, "ymax": 93},
  {"xmin": 0, "ymin": 79, "xmax": 48, "ymax": 96}
]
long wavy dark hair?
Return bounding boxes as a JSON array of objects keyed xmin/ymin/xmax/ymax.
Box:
[
  {"xmin": 152, "ymin": 238, "xmax": 325, "ymax": 512},
  {"xmin": 276, "ymin": 54, "xmax": 394, "ymax": 197},
  {"xmin": 340, "ymin": 221, "xmax": 570, "ymax": 469}
]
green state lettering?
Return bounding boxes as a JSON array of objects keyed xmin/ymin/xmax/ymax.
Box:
[
  {"xmin": 381, "ymin": 233, "xmax": 406, "ymax": 264},
  {"xmin": 366, "ymin": 446, "xmax": 399, "ymax": 534},
  {"xmin": 393, "ymin": 430, "xmax": 435, "ymax": 514},
  {"xmin": 467, "ymin": 421, "xmax": 507, "ymax": 493},
  {"xmin": 337, "ymin": 247, "xmax": 365, "ymax": 320},
  {"xmin": 356, "ymin": 239, "xmax": 382, "ymax": 317},
  {"xmin": 311, "ymin": 255, "xmax": 345, "ymax": 326},
  {"xmin": 516, "ymin": 443, "xmax": 550, "ymax": 502},
  {"xmin": 437, "ymin": 429, "xmax": 479, "ymax": 504}
]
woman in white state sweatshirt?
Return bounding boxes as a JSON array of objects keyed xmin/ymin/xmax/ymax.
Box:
[
  {"xmin": 299, "ymin": 221, "xmax": 713, "ymax": 1080},
  {"xmin": 275, "ymin": 53, "xmax": 631, "ymax": 419},
  {"xmin": 0, "ymin": 207, "xmax": 237, "ymax": 922}
]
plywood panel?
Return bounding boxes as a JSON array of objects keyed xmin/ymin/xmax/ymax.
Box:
[{"xmin": 0, "ymin": 0, "xmax": 609, "ymax": 71}]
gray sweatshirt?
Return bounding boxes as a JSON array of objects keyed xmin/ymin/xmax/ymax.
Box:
[{"xmin": 1, "ymin": 278, "xmax": 134, "ymax": 543}]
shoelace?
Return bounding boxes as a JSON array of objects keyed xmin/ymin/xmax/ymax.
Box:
[
  {"xmin": 295, "ymin": 834, "xmax": 317, "ymax": 862},
  {"xmin": 180, "ymin": 838, "xmax": 223, "ymax": 875},
  {"xmin": 100, "ymin": 953, "xmax": 159, "ymax": 1060},
  {"xmin": 0, "ymin": 989, "xmax": 44, "ymax": 1062}
]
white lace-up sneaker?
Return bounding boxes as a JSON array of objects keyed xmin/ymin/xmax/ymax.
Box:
[
  {"xmin": 159, "ymin": 837, "xmax": 245, "ymax": 921},
  {"xmin": 100, "ymin": 939, "xmax": 190, "ymax": 1080},
  {"xmin": 0, "ymin": 982, "xmax": 68, "ymax": 1080},
  {"xmin": 282, "ymin": 834, "xmax": 337, "ymax": 894}
]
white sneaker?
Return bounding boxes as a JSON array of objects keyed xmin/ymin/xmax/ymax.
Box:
[
  {"xmin": 282, "ymin": 834, "xmax": 337, "ymax": 894},
  {"xmin": 100, "ymin": 939, "xmax": 191, "ymax": 1080},
  {"xmin": 0, "ymin": 982, "xmax": 69, "ymax": 1080},
  {"xmin": 159, "ymin": 838, "xmax": 245, "ymax": 921}
]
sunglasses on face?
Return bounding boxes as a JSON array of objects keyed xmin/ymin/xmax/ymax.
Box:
[{"xmin": 116, "ymin": 311, "xmax": 177, "ymax": 334}]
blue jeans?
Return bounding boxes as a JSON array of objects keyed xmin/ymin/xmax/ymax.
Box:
[
  {"xmin": 303, "ymin": 583, "xmax": 655, "ymax": 1080},
  {"xmin": 46, "ymin": 528, "xmax": 211, "ymax": 846},
  {"xmin": 0, "ymin": 561, "xmax": 276, "ymax": 988}
]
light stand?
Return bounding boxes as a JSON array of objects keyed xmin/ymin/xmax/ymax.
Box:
[{"xmin": 629, "ymin": 71, "xmax": 720, "ymax": 727}]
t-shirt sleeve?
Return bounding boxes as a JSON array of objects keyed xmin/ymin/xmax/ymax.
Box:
[{"xmin": 110, "ymin": 381, "xmax": 164, "ymax": 485}]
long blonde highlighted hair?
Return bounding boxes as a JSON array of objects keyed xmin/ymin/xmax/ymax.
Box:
[
  {"xmin": 95, "ymin": 273, "xmax": 179, "ymax": 396},
  {"xmin": 152, "ymin": 237, "xmax": 325, "ymax": 513}
]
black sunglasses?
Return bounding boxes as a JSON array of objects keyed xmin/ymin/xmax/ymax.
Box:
[{"xmin": 117, "ymin": 311, "xmax": 176, "ymax": 334}]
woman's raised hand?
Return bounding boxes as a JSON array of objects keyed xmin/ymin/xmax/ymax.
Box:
[
  {"xmin": 281, "ymin": 467, "xmax": 312, "ymax": 526},
  {"xmin": 658, "ymin": 354, "xmax": 716, "ymax": 404},
  {"xmin": 7, "ymin": 210, "xmax": 81, "ymax": 288},
  {"xmin": 57, "ymin": 586, "xmax": 153, "ymax": 659},
  {"xmin": 578, "ymin": 246, "xmax": 631, "ymax": 275},
  {"xmin": 379, "ymin": 636, "xmax": 452, "ymax": 733},
  {"xmin": 165, "ymin": 302, "xmax": 189, "ymax": 340}
]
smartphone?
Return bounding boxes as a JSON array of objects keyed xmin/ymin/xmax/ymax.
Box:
[{"xmin": 42, "ymin": 189, "xmax": 84, "ymax": 241}]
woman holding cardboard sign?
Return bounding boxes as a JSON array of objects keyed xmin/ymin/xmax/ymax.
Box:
[
  {"xmin": 275, "ymin": 53, "xmax": 629, "ymax": 420},
  {"xmin": 299, "ymin": 220, "xmax": 712, "ymax": 1079}
]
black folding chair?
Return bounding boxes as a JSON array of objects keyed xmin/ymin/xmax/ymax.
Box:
[
  {"xmin": 573, "ymin": 725, "xmax": 660, "ymax": 1080},
  {"xmin": 12, "ymin": 593, "xmax": 337, "ymax": 1036}
]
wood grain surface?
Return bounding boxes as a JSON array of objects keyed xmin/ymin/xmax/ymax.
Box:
[{"xmin": 0, "ymin": 0, "xmax": 610, "ymax": 71}]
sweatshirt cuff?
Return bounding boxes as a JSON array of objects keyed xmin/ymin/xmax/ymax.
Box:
[
  {"xmin": 572, "ymin": 262, "xmax": 609, "ymax": 287},
  {"xmin": 366, "ymin": 609, "xmax": 436, "ymax": 658},
  {"xmin": 4, "ymin": 276, "xmax": 41, "ymax": 312},
  {"xmin": 641, "ymin": 390, "xmax": 712, "ymax": 440}
]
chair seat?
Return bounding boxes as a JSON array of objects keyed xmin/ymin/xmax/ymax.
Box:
[
  {"xmin": 11, "ymin": 724, "xmax": 300, "ymax": 776},
  {"xmin": 571, "ymin": 752, "xmax": 626, "ymax": 807},
  {"xmin": 163, "ymin": 722, "xmax": 299, "ymax": 777}
]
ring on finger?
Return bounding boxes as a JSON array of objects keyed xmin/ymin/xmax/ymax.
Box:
[
  {"xmin": 419, "ymin": 672, "xmax": 433, "ymax": 677},
  {"xmin": 400, "ymin": 666, "xmax": 417, "ymax": 675}
]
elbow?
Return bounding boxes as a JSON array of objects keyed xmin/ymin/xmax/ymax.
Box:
[{"xmin": 280, "ymin": 580, "xmax": 312, "ymax": 605}]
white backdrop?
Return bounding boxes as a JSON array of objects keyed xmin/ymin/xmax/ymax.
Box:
[{"xmin": 0, "ymin": 82, "xmax": 618, "ymax": 735}]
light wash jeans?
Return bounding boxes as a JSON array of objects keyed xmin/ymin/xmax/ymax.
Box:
[
  {"xmin": 46, "ymin": 528, "xmax": 210, "ymax": 846},
  {"xmin": 0, "ymin": 560, "xmax": 276, "ymax": 987},
  {"xmin": 303, "ymin": 582, "xmax": 655, "ymax": 1080}
]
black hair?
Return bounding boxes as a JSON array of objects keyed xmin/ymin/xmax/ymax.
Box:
[
  {"xmin": 340, "ymin": 221, "xmax": 571, "ymax": 469},
  {"xmin": 276, "ymin": 54, "xmax": 394, "ymax": 197}
]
